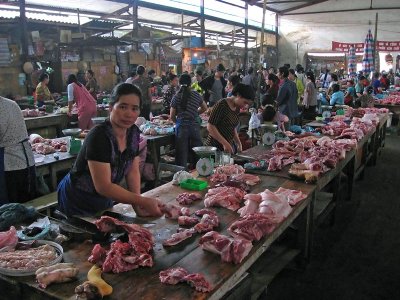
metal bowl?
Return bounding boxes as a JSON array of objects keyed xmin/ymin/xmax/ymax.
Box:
[
  {"xmin": 192, "ymin": 146, "xmax": 217, "ymax": 156},
  {"xmin": 62, "ymin": 128, "xmax": 82, "ymax": 137},
  {"xmin": 91, "ymin": 117, "xmax": 107, "ymax": 124}
]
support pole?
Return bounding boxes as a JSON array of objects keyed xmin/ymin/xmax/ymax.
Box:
[
  {"xmin": 132, "ymin": 0, "xmax": 139, "ymax": 51},
  {"xmin": 373, "ymin": 12, "xmax": 379, "ymax": 72},
  {"xmin": 275, "ymin": 13, "xmax": 279, "ymax": 67},
  {"xmin": 200, "ymin": 0, "xmax": 205, "ymax": 47},
  {"xmin": 244, "ymin": 2, "xmax": 248, "ymax": 70},
  {"xmin": 77, "ymin": 9, "xmax": 81, "ymax": 33},
  {"xmin": 260, "ymin": 0, "xmax": 267, "ymax": 57},
  {"xmin": 19, "ymin": 0, "xmax": 28, "ymax": 60},
  {"xmin": 181, "ymin": 11, "xmax": 184, "ymax": 37}
]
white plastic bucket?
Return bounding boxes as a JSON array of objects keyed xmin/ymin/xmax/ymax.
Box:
[{"xmin": 387, "ymin": 112, "xmax": 393, "ymax": 128}]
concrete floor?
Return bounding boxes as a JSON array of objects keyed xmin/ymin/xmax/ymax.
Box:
[{"xmin": 267, "ymin": 132, "xmax": 400, "ymax": 300}]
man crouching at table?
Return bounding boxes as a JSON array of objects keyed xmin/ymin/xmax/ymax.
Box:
[{"xmin": 57, "ymin": 83, "xmax": 162, "ymax": 217}]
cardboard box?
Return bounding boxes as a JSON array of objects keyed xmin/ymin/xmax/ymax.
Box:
[{"xmin": 60, "ymin": 30, "xmax": 72, "ymax": 43}]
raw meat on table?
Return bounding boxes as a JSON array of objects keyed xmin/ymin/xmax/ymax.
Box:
[
  {"xmin": 163, "ymin": 228, "xmax": 196, "ymax": 247},
  {"xmin": 204, "ymin": 186, "xmax": 246, "ymax": 211},
  {"xmin": 89, "ymin": 216, "xmax": 154, "ymax": 273},
  {"xmin": 274, "ymin": 187, "xmax": 307, "ymax": 206},
  {"xmin": 199, "ymin": 231, "xmax": 253, "ymax": 264},
  {"xmin": 178, "ymin": 216, "xmax": 199, "ymax": 226},
  {"xmin": 228, "ymin": 213, "xmax": 278, "ymax": 242},
  {"xmin": 195, "ymin": 208, "xmax": 217, "ymax": 216},
  {"xmin": 231, "ymin": 173, "xmax": 261, "ymax": 186},
  {"xmin": 214, "ymin": 164, "xmax": 245, "ymax": 175},
  {"xmin": 159, "ymin": 267, "xmax": 189, "ymax": 284},
  {"xmin": 159, "ymin": 267, "xmax": 212, "ymax": 292},
  {"xmin": 159, "ymin": 203, "xmax": 181, "ymax": 219},
  {"xmin": 0, "ymin": 226, "xmax": 18, "ymax": 252},
  {"xmin": 215, "ymin": 179, "xmax": 250, "ymax": 192},
  {"xmin": 176, "ymin": 192, "xmax": 202, "ymax": 205},
  {"xmin": 194, "ymin": 213, "xmax": 219, "ymax": 233}
]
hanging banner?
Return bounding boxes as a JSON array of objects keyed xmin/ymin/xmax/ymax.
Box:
[
  {"xmin": 376, "ymin": 41, "xmax": 400, "ymax": 51},
  {"xmin": 333, "ymin": 41, "xmax": 400, "ymax": 52},
  {"xmin": 332, "ymin": 41, "xmax": 364, "ymax": 52}
]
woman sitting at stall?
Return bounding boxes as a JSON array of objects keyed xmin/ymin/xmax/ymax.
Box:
[
  {"xmin": 344, "ymin": 80, "xmax": 356, "ymax": 106},
  {"xmin": 328, "ymin": 84, "xmax": 345, "ymax": 106},
  {"xmin": 67, "ymin": 74, "xmax": 97, "ymax": 130},
  {"xmin": 162, "ymin": 74, "xmax": 178, "ymax": 114},
  {"xmin": 58, "ymin": 83, "xmax": 162, "ymax": 217},
  {"xmin": 205, "ymin": 83, "xmax": 255, "ymax": 154},
  {"xmin": 170, "ymin": 74, "xmax": 208, "ymax": 169},
  {"xmin": 265, "ymin": 73, "xmax": 280, "ymax": 102},
  {"xmin": 35, "ymin": 73, "xmax": 54, "ymax": 107}
]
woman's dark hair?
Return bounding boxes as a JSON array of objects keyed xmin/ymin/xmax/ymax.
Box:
[
  {"xmin": 231, "ymin": 83, "xmax": 255, "ymax": 101},
  {"xmin": 129, "ymin": 71, "xmax": 136, "ymax": 78},
  {"xmin": 39, "ymin": 73, "xmax": 49, "ymax": 82},
  {"xmin": 359, "ymin": 75, "xmax": 366, "ymax": 81},
  {"xmin": 267, "ymin": 73, "xmax": 279, "ymax": 84},
  {"xmin": 306, "ymin": 71, "xmax": 316, "ymax": 88},
  {"xmin": 178, "ymin": 73, "xmax": 192, "ymax": 111},
  {"xmin": 347, "ymin": 80, "xmax": 354, "ymax": 85},
  {"xmin": 228, "ymin": 74, "xmax": 241, "ymax": 87},
  {"xmin": 148, "ymin": 69, "xmax": 155, "ymax": 76},
  {"xmin": 288, "ymin": 68, "xmax": 296, "ymax": 76},
  {"xmin": 331, "ymin": 74, "xmax": 338, "ymax": 81},
  {"xmin": 67, "ymin": 74, "xmax": 82, "ymax": 87},
  {"xmin": 269, "ymin": 66, "xmax": 276, "ymax": 74},
  {"xmin": 262, "ymin": 106, "xmax": 276, "ymax": 122},
  {"xmin": 262, "ymin": 94, "xmax": 274, "ymax": 106},
  {"xmin": 169, "ymin": 73, "xmax": 178, "ymax": 82},
  {"xmin": 110, "ymin": 83, "xmax": 142, "ymax": 107},
  {"xmin": 87, "ymin": 69, "xmax": 95, "ymax": 77},
  {"xmin": 136, "ymin": 65, "xmax": 145, "ymax": 76},
  {"xmin": 278, "ymin": 66, "xmax": 289, "ymax": 78},
  {"xmin": 332, "ymin": 83, "xmax": 340, "ymax": 93}
]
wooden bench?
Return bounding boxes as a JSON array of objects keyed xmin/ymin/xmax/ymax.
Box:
[{"xmin": 23, "ymin": 192, "xmax": 58, "ymax": 216}]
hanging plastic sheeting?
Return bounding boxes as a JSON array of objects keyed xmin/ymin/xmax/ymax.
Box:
[
  {"xmin": 362, "ymin": 29, "xmax": 374, "ymax": 76},
  {"xmin": 347, "ymin": 46, "xmax": 357, "ymax": 79}
]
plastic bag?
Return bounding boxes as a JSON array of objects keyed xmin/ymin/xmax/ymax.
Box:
[{"xmin": 248, "ymin": 111, "xmax": 260, "ymax": 130}]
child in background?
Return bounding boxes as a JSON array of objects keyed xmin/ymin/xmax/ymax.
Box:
[{"xmin": 258, "ymin": 104, "xmax": 288, "ymax": 132}]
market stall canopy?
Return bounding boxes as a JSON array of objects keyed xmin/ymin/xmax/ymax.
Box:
[{"xmin": 60, "ymin": 36, "xmax": 131, "ymax": 47}]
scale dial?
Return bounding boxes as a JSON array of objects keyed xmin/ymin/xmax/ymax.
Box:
[
  {"xmin": 196, "ymin": 158, "xmax": 214, "ymax": 176},
  {"xmin": 262, "ymin": 132, "xmax": 275, "ymax": 146},
  {"xmin": 322, "ymin": 110, "xmax": 331, "ymax": 118}
]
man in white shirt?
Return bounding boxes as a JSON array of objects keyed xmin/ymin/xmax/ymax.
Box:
[{"xmin": 0, "ymin": 97, "xmax": 36, "ymax": 204}]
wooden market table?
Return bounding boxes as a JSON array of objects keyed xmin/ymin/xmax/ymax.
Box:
[
  {"xmin": 374, "ymin": 103, "xmax": 400, "ymax": 133},
  {"xmin": 25, "ymin": 113, "xmax": 69, "ymax": 138},
  {"xmin": 35, "ymin": 151, "xmax": 77, "ymax": 191},
  {"xmin": 0, "ymin": 174, "xmax": 316, "ymax": 300}
]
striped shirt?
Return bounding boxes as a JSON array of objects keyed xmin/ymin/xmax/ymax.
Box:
[
  {"xmin": 171, "ymin": 90, "xmax": 203, "ymax": 120},
  {"xmin": 205, "ymin": 99, "xmax": 239, "ymax": 150}
]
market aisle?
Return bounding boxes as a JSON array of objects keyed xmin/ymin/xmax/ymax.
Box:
[{"xmin": 266, "ymin": 133, "xmax": 400, "ymax": 300}]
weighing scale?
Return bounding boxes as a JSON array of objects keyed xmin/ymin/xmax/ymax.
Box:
[
  {"xmin": 260, "ymin": 123, "xmax": 278, "ymax": 146},
  {"xmin": 62, "ymin": 128, "xmax": 82, "ymax": 155},
  {"xmin": 192, "ymin": 146, "xmax": 217, "ymax": 177}
]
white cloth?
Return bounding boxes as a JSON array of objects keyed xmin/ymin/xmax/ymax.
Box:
[
  {"xmin": 125, "ymin": 77, "xmax": 134, "ymax": 84},
  {"xmin": 67, "ymin": 83, "xmax": 74, "ymax": 102},
  {"xmin": 0, "ymin": 97, "xmax": 34, "ymax": 171}
]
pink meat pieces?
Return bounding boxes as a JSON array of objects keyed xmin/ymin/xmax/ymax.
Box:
[
  {"xmin": 267, "ymin": 155, "xmax": 284, "ymax": 171},
  {"xmin": 180, "ymin": 207, "xmax": 191, "ymax": 217},
  {"xmin": 183, "ymin": 273, "xmax": 213, "ymax": 292},
  {"xmin": 159, "ymin": 267, "xmax": 189, "ymax": 284},
  {"xmin": 228, "ymin": 213, "xmax": 278, "ymax": 242},
  {"xmin": 88, "ymin": 244, "xmax": 107, "ymax": 266},
  {"xmin": 91, "ymin": 216, "xmax": 154, "ymax": 273},
  {"xmin": 0, "ymin": 226, "xmax": 18, "ymax": 252},
  {"xmin": 199, "ymin": 231, "xmax": 253, "ymax": 264},
  {"xmin": 209, "ymin": 173, "xmax": 228, "ymax": 184},
  {"xmin": 231, "ymin": 173, "xmax": 260, "ymax": 186},
  {"xmin": 274, "ymin": 187, "xmax": 307, "ymax": 206},
  {"xmin": 163, "ymin": 228, "xmax": 195, "ymax": 247},
  {"xmin": 159, "ymin": 267, "xmax": 212, "ymax": 293},
  {"xmin": 238, "ymin": 194, "xmax": 262, "ymax": 217},
  {"xmin": 214, "ymin": 164, "xmax": 245, "ymax": 175},
  {"xmin": 33, "ymin": 143, "xmax": 56, "ymax": 155},
  {"xmin": 176, "ymin": 192, "xmax": 202, "ymax": 205},
  {"xmin": 194, "ymin": 214, "xmax": 220, "ymax": 233},
  {"xmin": 178, "ymin": 216, "xmax": 199, "ymax": 226},
  {"xmin": 258, "ymin": 189, "xmax": 292, "ymax": 221},
  {"xmin": 195, "ymin": 208, "xmax": 217, "ymax": 217},
  {"xmin": 159, "ymin": 203, "xmax": 181, "ymax": 219},
  {"xmin": 204, "ymin": 186, "xmax": 246, "ymax": 211}
]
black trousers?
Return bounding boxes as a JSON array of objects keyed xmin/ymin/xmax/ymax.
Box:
[
  {"xmin": 5, "ymin": 166, "xmax": 36, "ymax": 203},
  {"xmin": 140, "ymin": 103, "xmax": 151, "ymax": 120}
]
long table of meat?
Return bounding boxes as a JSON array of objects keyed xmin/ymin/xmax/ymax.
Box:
[{"xmin": 0, "ymin": 173, "xmax": 315, "ymax": 300}]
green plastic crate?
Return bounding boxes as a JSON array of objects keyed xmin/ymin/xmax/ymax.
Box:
[{"xmin": 180, "ymin": 179, "xmax": 208, "ymax": 191}]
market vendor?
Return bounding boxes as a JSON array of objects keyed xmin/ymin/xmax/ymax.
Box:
[
  {"xmin": 328, "ymin": 84, "xmax": 345, "ymax": 106},
  {"xmin": 58, "ymin": 83, "xmax": 162, "ymax": 217},
  {"xmin": 35, "ymin": 73, "xmax": 54, "ymax": 107},
  {"xmin": 0, "ymin": 97, "xmax": 36, "ymax": 204},
  {"xmin": 162, "ymin": 74, "xmax": 178, "ymax": 114},
  {"xmin": 85, "ymin": 69, "xmax": 98, "ymax": 100},
  {"xmin": 67, "ymin": 74, "xmax": 97, "ymax": 130},
  {"xmin": 205, "ymin": 83, "xmax": 255, "ymax": 154},
  {"xmin": 170, "ymin": 74, "xmax": 208, "ymax": 169}
]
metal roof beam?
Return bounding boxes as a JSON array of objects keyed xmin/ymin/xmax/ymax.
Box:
[
  {"xmin": 280, "ymin": 0, "xmax": 330, "ymax": 14},
  {"xmin": 284, "ymin": 6, "xmax": 400, "ymax": 15}
]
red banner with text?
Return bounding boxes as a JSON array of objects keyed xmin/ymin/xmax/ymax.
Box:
[{"xmin": 332, "ymin": 41, "xmax": 400, "ymax": 52}]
